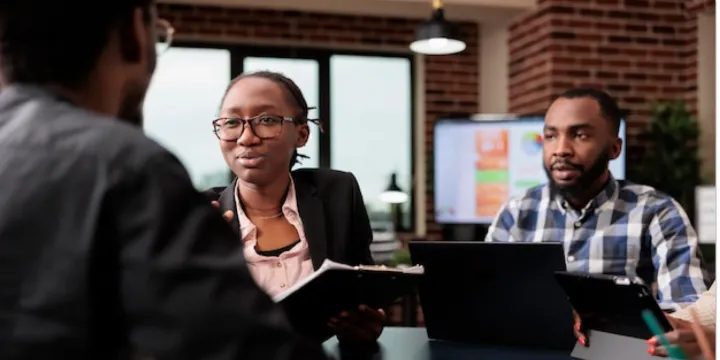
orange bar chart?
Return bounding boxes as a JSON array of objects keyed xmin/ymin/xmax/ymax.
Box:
[{"xmin": 475, "ymin": 130, "xmax": 509, "ymax": 218}]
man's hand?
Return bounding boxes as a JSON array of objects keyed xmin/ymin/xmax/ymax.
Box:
[
  {"xmin": 573, "ymin": 309, "xmax": 588, "ymax": 346},
  {"xmin": 328, "ymin": 305, "xmax": 385, "ymax": 345},
  {"xmin": 211, "ymin": 200, "xmax": 234, "ymax": 222},
  {"xmin": 648, "ymin": 316, "xmax": 716, "ymax": 358}
]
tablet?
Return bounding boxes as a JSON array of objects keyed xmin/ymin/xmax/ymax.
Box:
[{"xmin": 554, "ymin": 271, "xmax": 673, "ymax": 340}]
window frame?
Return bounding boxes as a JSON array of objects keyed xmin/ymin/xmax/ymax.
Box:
[{"xmin": 167, "ymin": 41, "xmax": 417, "ymax": 232}]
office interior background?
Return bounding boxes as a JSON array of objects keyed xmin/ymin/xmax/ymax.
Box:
[{"xmin": 144, "ymin": 0, "xmax": 717, "ymax": 326}]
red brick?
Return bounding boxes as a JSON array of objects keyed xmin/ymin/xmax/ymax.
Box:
[
  {"xmin": 686, "ymin": 0, "xmax": 715, "ymax": 14},
  {"xmin": 596, "ymin": 22, "xmax": 623, "ymax": 31}
]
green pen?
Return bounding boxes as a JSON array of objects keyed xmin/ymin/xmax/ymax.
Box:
[{"xmin": 641, "ymin": 309, "xmax": 688, "ymax": 360}]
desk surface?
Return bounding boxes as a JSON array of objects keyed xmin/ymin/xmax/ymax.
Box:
[{"xmin": 323, "ymin": 327, "xmax": 575, "ymax": 360}]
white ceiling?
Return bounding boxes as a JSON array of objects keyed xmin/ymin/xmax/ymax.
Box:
[{"xmin": 159, "ymin": 0, "xmax": 536, "ymax": 23}]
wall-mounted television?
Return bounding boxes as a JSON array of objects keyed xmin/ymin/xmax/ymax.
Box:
[{"xmin": 433, "ymin": 117, "xmax": 627, "ymax": 224}]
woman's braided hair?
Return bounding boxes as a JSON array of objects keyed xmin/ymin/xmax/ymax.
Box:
[{"xmin": 221, "ymin": 70, "xmax": 322, "ymax": 169}]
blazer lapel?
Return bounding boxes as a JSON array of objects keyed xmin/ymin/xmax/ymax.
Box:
[
  {"xmin": 293, "ymin": 174, "xmax": 327, "ymax": 269},
  {"xmin": 218, "ymin": 181, "xmax": 241, "ymax": 237}
]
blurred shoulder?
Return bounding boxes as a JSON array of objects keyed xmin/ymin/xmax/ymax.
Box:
[
  {"xmin": 615, "ymin": 179, "xmax": 688, "ymax": 217},
  {"xmin": 0, "ymin": 85, "xmax": 177, "ymax": 182}
]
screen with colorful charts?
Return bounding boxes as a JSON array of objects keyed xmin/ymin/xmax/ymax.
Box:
[{"xmin": 434, "ymin": 117, "xmax": 627, "ymax": 224}]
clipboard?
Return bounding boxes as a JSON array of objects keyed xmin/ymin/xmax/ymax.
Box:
[{"xmin": 274, "ymin": 259, "xmax": 424, "ymax": 342}]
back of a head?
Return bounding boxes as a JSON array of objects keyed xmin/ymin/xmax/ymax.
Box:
[
  {"xmin": 0, "ymin": 0, "xmax": 152, "ymax": 88},
  {"xmin": 555, "ymin": 87, "xmax": 622, "ymax": 135}
]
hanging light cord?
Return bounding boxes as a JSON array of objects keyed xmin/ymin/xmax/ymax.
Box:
[{"xmin": 432, "ymin": 0, "xmax": 443, "ymax": 9}]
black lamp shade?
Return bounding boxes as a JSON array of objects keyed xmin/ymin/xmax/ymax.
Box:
[
  {"xmin": 410, "ymin": 8, "xmax": 466, "ymax": 55},
  {"xmin": 379, "ymin": 173, "xmax": 408, "ymax": 204}
]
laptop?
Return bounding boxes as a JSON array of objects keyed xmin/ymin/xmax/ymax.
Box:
[{"xmin": 408, "ymin": 241, "xmax": 576, "ymax": 351}]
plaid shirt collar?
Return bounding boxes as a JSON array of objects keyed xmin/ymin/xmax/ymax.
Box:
[{"xmin": 554, "ymin": 174, "xmax": 619, "ymax": 217}]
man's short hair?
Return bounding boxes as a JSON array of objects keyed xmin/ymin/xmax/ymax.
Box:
[
  {"xmin": 0, "ymin": 1, "xmax": 153, "ymax": 88},
  {"xmin": 555, "ymin": 88, "xmax": 623, "ymax": 135}
]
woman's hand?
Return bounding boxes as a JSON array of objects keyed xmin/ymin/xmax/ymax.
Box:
[
  {"xmin": 329, "ymin": 305, "xmax": 385, "ymax": 345},
  {"xmin": 573, "ymin": 309, "xmax": 589, "ymax": 346},
  {"xmin": 211, "ymin": 200, "xmax": 234, "ymax": 222},
  {"xmin": 647, "ymin": 316, "xmax": 716, "ymax": 357}
]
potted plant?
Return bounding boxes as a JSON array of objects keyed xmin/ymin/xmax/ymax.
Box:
[
  {"xmin": 630, "ymin": 100, "xmax": 700, "ymax": 219},
  {"xmin": 388, "ymin": 249, "xmax": 412, "ymax": 268}
]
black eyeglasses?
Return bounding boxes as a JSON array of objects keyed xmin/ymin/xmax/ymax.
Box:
[{"xmin": 212, "ymin": 114, "xmax": 297, "ymax": 141}]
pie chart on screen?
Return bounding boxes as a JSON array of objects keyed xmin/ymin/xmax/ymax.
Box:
[{"xmin": 521, "ymin": 132, "xmax": 543, "ymax": 155}]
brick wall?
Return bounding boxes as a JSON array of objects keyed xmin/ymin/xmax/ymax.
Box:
[
  {"xmin": 158, "ymin": 4, "xmax": 479, "ymax": 240},
  {"xmin": 507, "ymin": 0, "xmax": 712, "ymax": 174},
  {"xmin": 685, "ymin": 0, "xmax": 715, "ymax": 115},
  {"xmin": 686, "ymin": 0, "xmax": 716, "ymax": 13}
]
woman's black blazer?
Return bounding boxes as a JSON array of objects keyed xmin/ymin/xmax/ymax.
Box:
[{"xmin": 204, "ymin": 168, "xmax": 375, "ymax": 268}]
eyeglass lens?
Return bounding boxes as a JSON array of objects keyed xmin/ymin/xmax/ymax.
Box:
[{"xmin": 215, "ymin": 117, "xmax": 285, "ymax": 140}]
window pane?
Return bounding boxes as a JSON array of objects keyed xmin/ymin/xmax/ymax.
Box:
[
  {"xmin": 144, "ymin": 47, "xmax": 231, "ymax": 189},
  {"xmin": 330, "ymin": 55, "xmax": 412, "ymax": 229},
  {"xmin": 243, "ymin": 57, "xmax": 320, "ymax": 170}
]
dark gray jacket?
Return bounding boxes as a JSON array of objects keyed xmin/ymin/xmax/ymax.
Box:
[{"xmin": 0, "ymin": 85, "xmax": 326, "ymax": 360}]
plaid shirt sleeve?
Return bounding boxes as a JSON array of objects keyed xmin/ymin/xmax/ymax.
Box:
[
  {"xmin": 649, "ymin": 197, "xmax": 708, "ymax": 306},
  {"xmin": 485, "ymin": 200, "xmax": 518, "ymax": 242}
]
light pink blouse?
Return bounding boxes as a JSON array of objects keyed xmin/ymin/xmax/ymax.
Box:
[{"xmin": 234, "ymin": 178, "xmax": 315, "ymax": 298}]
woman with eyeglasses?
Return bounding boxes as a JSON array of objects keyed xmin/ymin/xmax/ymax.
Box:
[{"xmin": 205, "ymin": 71, "xmax": 385, "ymax": 348}]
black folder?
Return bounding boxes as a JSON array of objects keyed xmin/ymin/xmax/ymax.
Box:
[{"xmin": 273, "ymin": 260, "xmax": 424, "ymax": 342}]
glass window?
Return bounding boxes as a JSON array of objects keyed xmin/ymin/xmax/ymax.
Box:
[
  {"xmin": 329, "ymin": 55, "xmax": 412, "ymax": 228},
  {"xmin": 143, "ymin": 47, "xmax": 232, "ymax": 189},
  {"xmin": 243, "ymin": 57, "xmax": 320, "ymax": 169}
]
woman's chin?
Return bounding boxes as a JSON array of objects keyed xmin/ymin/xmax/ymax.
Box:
[{"xmin": 235, "ymin": 169, "xmax": 279, "ymax": 187}]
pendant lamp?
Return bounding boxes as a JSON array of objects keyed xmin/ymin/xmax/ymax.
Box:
[
  {"xmin": 379, "ymin": 173, "xmax": 409, "ymax": 204},
  {"xmin": 410, "ymin": 0, "xmax": 466, "ymax": 55}
]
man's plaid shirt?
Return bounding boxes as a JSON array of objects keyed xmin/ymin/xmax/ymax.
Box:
[{"xmin": 485, "ymin": 175, "xmax": 708, "ymax": 307}]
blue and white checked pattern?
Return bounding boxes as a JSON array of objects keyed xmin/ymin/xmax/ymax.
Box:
[{"xmin": 485, "ymin": 175, "xmax": 708, "ymax": 307}]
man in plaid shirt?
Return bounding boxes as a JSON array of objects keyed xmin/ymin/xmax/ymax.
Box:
[{"xmin": 485, "ymin": 88, "xmax": 708, "ymax": 309}]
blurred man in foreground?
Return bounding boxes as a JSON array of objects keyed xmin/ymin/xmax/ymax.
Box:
[{"xmin": 0, "ymin": 1, "xmax": 326, "ymax": 359}]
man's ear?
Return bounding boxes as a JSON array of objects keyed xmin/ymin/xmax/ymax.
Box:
[
  {"xmin": 296, "ymin": 124, "xmax": 309, "ymax": 147},
  {"xmin": 610, "ymin": 137, "xmax": 622, "ymax": 160},
  {"xmin": 117, "ymin": 8, "xmax": 148, "ymax": 63}
]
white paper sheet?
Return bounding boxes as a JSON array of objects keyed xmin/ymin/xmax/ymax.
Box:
[{"xmin": 695, "ymin": 186, "xmax": 716, "ymax": 244}]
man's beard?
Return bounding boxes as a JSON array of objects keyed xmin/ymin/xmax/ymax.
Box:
[
  {"xmin": 544, "ymin": 147, "xmax": 611, "ymax": 199},
  {"xmin": 118, "ymin": 93, "xmax": 145, "ymax": 127},
  {"xmin": 118, "ymin": 39, "xmax": 156, "ymax": 127}
]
